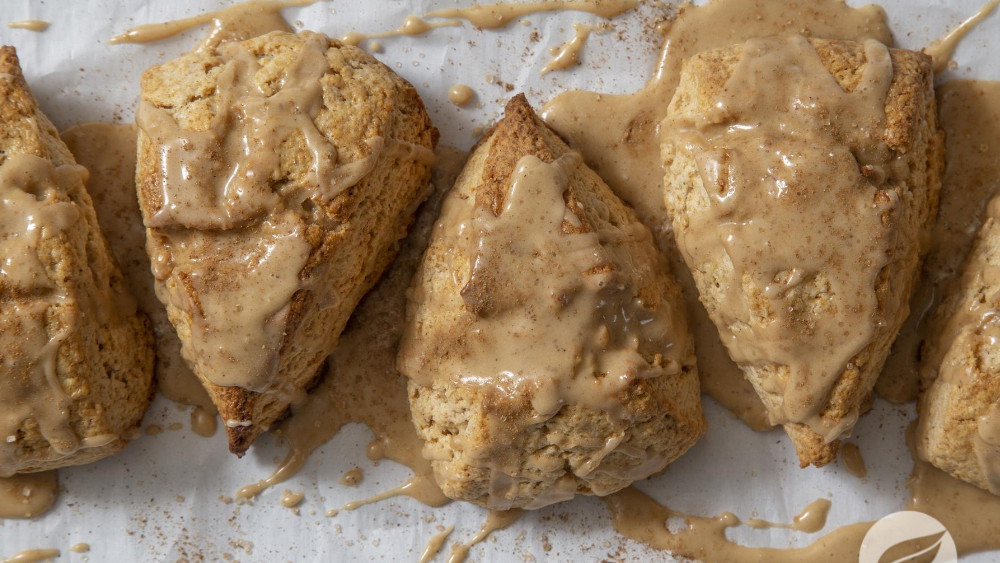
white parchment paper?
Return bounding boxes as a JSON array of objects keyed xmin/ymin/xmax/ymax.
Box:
[{"xmin": 0, "ymin": 0, "xmax": 998, "ymax": 561}]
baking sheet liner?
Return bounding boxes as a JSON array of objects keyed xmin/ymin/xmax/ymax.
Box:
[{"xmin": 0, "ymin": 0, "xmax": 997, "ymax": 560}]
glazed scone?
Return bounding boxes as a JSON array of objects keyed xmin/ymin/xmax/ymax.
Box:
[
  {"xmin": 398, "ymin": 95, "xmax": 705, "ymax": 510},
  {"xmin": 662, "ymin": 36, "xmax": 942, "ymax": 467},
  {"xmin": 0, "ymin": 47, "xmax": 155, "ymax": 476},
  {"xmin": 62, "ymin": 123, "xmax": 213, "ymax": 410},
  {"xmin": 917, "ymin": 197, "xmax": 1000, "ymax": 495},
  {"xmin": 136, "ymin": 31, "xmax": 438, "ymax": 454}
]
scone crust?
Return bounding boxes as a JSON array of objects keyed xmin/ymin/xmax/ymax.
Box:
[
  {"xmin": 136, "ymin": 32, "xmax": 438, "ymax": 454},
  {"xmin": 0, "ymin": 46, "xmax": 155, "ymax": 474},
  {"xmin": 662, "ymin": 38, "xmax": 942, "ymax": 466},
  {"xmin": 918, "ymin": 214, "xmax": 1000, "ymax": 495},
  {"xmin": 402, "ymin": 95, "xmax": 705, "ymax": 509}
]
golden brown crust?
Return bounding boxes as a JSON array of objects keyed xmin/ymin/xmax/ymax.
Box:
[
  {"xmin": 136, "ymin": 33, "xmax": 437, "ymax": 454},
  {"xmin": 0, "ymin": 46, "xmax": 155, "ymax": 474},
  {"xmin": 404, "ymin": 95, "xmax": 705, "ymax": 508},
  {"xmin": 918, "ymin": 215, "xmax": 1000, "ymax": 495},
  {"xmin": 663, "ymin": 38, "xmax": 942, "ymax": 467}
]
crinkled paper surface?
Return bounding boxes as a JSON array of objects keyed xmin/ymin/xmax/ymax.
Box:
[{"xmin": 0, "ymin": 0, "xmax": 998, "ymax": 561}]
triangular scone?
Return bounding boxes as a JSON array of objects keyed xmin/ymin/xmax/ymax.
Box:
[
  {"xmin": 0, "ymin": 47, "xmax": 154, "ymax": 476},
  {"xmin": 918, "ymin": 199, "xmax": 1000, "ymax": 495},
  {"xmin": 662, "ymin": 36, "xmax": 942, "ymax": 467},
  {"xmin": 399, "ymin": 95, "xmax": 705, "ymax": 510},
  {"xmin": 136, "ymin": 32, "xmax": 438, "ymax": 454}
]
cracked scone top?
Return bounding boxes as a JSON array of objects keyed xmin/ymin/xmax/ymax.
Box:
[
  {"xmin": 398, "ymin": 95, "xmax": 705, "ymax": 510},
  {"xmin": 0, "ymin": 46, "xmax": 155, "ymax": 476},
  {"xmin": 136, "ymin": 30, "xmax": 437, "ymax": 454},
  {"xmin": 662, "ymin": 36, "xmax": 942, "ymax": 466}
]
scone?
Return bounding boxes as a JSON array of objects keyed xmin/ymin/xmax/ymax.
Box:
[
  {"xmin": 662, "ymin": 36, "xmax": 942, "ymax": 467},
  {"xmin": 136, "ymin": 31, "xmax": 438, "ymax": 454},
  {"xmin": 0, "ymin": 46, "xmax": 155, "ymax": 476},
  {"xmin": 62, "ymin": 123, "xmax": 212, "ymax": 410},
  {"xmin": 918, "ymin": 198, "xmax": 1000, "ymax": 496},
  {"xmin": 398, "ymin": 95, "xmax": 705, "ymax": 510}
]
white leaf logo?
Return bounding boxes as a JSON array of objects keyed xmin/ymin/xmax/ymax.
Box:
[
  {"xmin": 859, "ymin": 511, "xmax": 957, "ymax": 563},
  {"xmin": 876, "ymin": 530, "xmax": 944, "ymax": 563}
]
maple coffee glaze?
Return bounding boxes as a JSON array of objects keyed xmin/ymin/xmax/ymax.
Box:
[
  {"xmin": 6, "ymin": 20, "xmax": 50, "ymax": 32},
  {"xmin": 0, "ymin": 143, "xmax": 131, "ymax": 518},
  {"xmin": 880, "ymin": 80, "xmax": 1000, "ymax": 403},
  {"xmin": 0, "ymin": 142, "xmax": 139, "ymax": 478},
  {"xmin": 135, "ymin": 30, "xmax": 399, "ymax": 394},
  {"xmin": 337, "ymin": 0, "xmax": 638, "ymax": 50},
  {"xmin": 62, "ymin": 123, "xmax": 213, "ymax": 410},
  {"xmin": 0, "ymin": 472, "xmax": 57, "ymax": 519},
  {"xmin": 423, "ymin": 0, "xmax": 637, "ymax": 28},
  {"xmin": 934, "ymin": 292, "xmax": 1000, "ymax": 495},
  {"xmin": 0, "ymin": 155, "xmax": 86, "ymax": 476},
  {"xmin": 917, "ymin": 193, "xmax": 1000, "ymax": 495},
  {"xmin": 234, "ymin": 148, "xmax": 466, "ymax": 505},
  {"xmin": 601, "ymin": 435, "xmax": 1000, "ymax": 561},
  {"xmin": 0, "ymin": 44, "xmax": 157, "ymax": 519},
  {"xmin": 663, "ymin": 35, "xmax": 936, "ymax": 453},
  {"xmin": 136, "ymin": 39, "xmax": 313, "ymax": 394},
  {"xmin": 541, "ymin": 0, "xmax": 1000, "ymax": 558},
  {"xmin": 544, "ymin": 0, "xmax": 892, "ymax": 433},
  {"xmin": 541, "ymin": 23, "xmax": 598, "ymax": 75},
  {"xmin": 109, "ymin": 0, "xmax": 305, "ymax": 46},
  {"xmin": 408, "ymin": 154, "xmax": 685, "ymax": 414},
  {"xmin": 909, "ymin": 459, "xmax": 1000, "ymax": 555},
  {"xmin": 399, "ymin": 97, "xmax": 702, "ymax": 510}
]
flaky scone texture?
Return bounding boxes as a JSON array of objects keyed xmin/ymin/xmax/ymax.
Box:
[
  {"xmin": 663, "ymin": 38, "xmax": 942, "ymax": 467},
  {"xmin": 400, "ymin": 95, "xmax": 705, "ymax": 509},
  {"xmin": 0, "ymin": 46, "xmax": 154, "ymax": 475},
  {"xmin": 137, "ymin": 32, "xmax": 438, "ymax": 454},
  {"xmin": 918, "ymin": 212, "xmax": 1000, "ymax": 496}
]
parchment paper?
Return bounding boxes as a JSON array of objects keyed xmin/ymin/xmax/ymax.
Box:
[{"xmin": 0, "ymin": 0, "xmax": 998, "ymax": 560}]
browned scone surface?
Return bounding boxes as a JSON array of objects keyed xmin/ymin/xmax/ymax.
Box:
[
  {"xmin": 662, "ymin": 37, "xmax": 942, "ymax": 467},
  {"xmin": 136, "ymin": 31, "xmax": 437, "ymax": 454},
  {"xmin": 918, "ymin": 207, "xmax": 1000, "ymax": 496},
  {"xmin": 0, "ymin": 46, "xmax": 155, "ymax": 475},
  {"xmin": 399, "ymin": 95, "xmax": 705, "ymax": 510}
]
